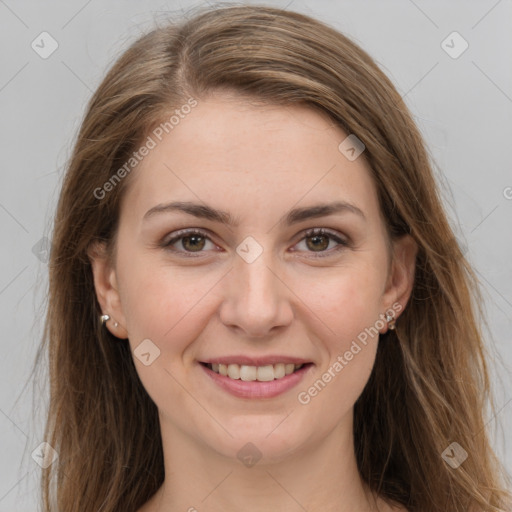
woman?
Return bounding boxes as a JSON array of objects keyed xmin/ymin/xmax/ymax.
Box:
[{"xmin": 39, "ymin": 4, "xmax": 510, "ymax": 511}]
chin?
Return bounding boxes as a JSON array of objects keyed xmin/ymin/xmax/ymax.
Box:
[{"xmin": 201, "ymin": 413, "xmax": 321, "ymax": 466}]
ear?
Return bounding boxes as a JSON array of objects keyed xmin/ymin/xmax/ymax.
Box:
[
  {"xmin": 87, "ymin": 241, "xmax": 129, "ymax": 339},
  {"xmin": 379, "ymin": 234, "xmax": 418, "ymax": 333}
]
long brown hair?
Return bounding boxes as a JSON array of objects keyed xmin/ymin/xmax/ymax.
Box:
[{"xmin": 37, "ymin": 4, "xmax": 510, "ymax": 511}]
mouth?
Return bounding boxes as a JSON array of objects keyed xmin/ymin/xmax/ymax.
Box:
[
  {"xmin": 201, "ymin": 362, "xmax": 307, "ymax": 381},
  {"xmin": 199, "ymin": 360, "xmax": 314, "ymax": 399}
]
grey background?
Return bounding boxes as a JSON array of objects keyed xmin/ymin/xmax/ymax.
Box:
[{"xmin": 1, "ymin": 0, "xmax": 511, "ymax": 509}]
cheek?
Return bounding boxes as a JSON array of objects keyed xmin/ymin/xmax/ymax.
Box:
[
  {"xmin": 295, "ymin": 263, "xmax": 384, "ymax": 398},
  {"xmin": 296, "ymin": 274, "xmax": 381, "ymax": 415},
  {"xmin": 118, "ymin": 259, "xmax": 223, "ymax": 356},
  {"xmin": 117, "ymin": 261, "xmax": 217, "ymax": 404},
  {"xmin": 302, "ymin": 262, "xmax": 385, "ymax": 340}
]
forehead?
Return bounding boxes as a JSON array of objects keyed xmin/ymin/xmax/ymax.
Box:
[{"xmin": 120, "ymin": 93, "xmax": 382, "ymax": 228}]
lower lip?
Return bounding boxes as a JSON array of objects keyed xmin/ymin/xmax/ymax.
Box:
[{"xmin": 200, "ymin": 363, "xmax": 313, "ymax": 399}]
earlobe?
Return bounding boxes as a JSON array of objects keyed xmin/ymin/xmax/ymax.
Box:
[{"xmin": 87, "ymin": 241, "xmax": 129, "ymax": 339}]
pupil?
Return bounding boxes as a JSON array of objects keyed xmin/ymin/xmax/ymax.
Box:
[
  {"xmin": 307, "ymin": 235, "xmax": 328, "ymax": 251},
  {"xmin": 183, "ymin": 235, "xmax": 205, "ymax": 251}
]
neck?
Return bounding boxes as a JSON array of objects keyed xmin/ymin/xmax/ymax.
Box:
[{"xmin": 147, "ymin": 412, "xmax": 378, "ymax": 512}]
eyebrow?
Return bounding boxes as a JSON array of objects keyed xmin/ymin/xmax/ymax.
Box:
[{"xmin": 143, "ymin": 200, "xmax": 366, "ymax": 226}]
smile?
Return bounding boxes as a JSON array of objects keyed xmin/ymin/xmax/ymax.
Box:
[
  {"xmin": 200, "ymin": 361, "xmax": 313, "ymax": 399},
  {"xmin": 206, "ymin": 362, "xmax": 303, "ymax": 381}
]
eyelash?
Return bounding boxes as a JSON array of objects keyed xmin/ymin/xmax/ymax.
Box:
[{"xmin": 160, "ymin": 227, "xmax": 349, "ymax": 258}]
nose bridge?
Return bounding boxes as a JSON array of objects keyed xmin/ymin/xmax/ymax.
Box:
[
  {"xmin": 239, "ymin": 252, "xmax": 278, "ymax": 305},
  {"xmin": 219, "ymin": 243, "xmax": 293, "ymax": 336}
]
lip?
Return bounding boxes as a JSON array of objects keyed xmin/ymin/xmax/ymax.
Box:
[
  {"xmin": 200, "ymin": 361, "xmax": 314, "ymax": 399},
  {"xmin": 201, "ymin": 355, "xmax": 311, "ymax": 366}
]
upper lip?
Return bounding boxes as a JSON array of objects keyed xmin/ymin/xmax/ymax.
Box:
[{"xmin": 201, "ymin": 355, "xmax": 312, "ymax": 366}]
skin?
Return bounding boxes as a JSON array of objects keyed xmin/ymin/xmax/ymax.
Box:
[{"xmin": 89, "ymin": 91, "xmax": 417, "ymax": 511}]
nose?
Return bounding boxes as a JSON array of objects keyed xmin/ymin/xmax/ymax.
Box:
[{"xmin": 218, "ymin": 250, "xmax": 294, "ymax": 338}]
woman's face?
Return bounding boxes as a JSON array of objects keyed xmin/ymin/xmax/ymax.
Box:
[{"xmin": 91, "ymin": 92, "xmax": 416, "ymax": 463}]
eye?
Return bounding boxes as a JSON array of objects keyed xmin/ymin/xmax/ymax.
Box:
[
  {"xmin": 160, "ymin": 227, "xmax": 349, "ymax": 258},
  {"xmin": 161, "ymin": 228, "xmax": 217, "ymax": 256},
  {"xmin": 292, "ymin": 228, "xmax": 348, "ymax": 257}
]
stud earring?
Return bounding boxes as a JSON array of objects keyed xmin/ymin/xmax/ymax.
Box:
[
  {"xmin": 385, "ymin": 313, "xmax": 396, "ymax": 330},
  {"xmin": 100, "ymin": 314, "xmax": 119, "ymax": 328}
]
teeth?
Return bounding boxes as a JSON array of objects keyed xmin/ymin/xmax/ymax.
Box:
[
  {"xmin": 256, "ymin": 365, "xmax": 274, "ymax": 382},
  {"xmin": 274, "ymin": 363, "xmax": 285, "ymax": 379},
  {"xmin": 227, "ymin": 364, "xmax": 240, "ymax": 379},
  {"xmin": 208, "ymin": 362, "xmax": 304, "ymax": 381},
  {"xmin": 240, "ymin": 365, "xmax": 257, "ymax": 381}
]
